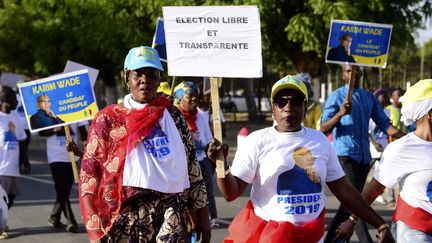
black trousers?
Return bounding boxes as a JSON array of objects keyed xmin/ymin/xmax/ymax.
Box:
[
  {"xmin": 199, "ymin": 158, "xmax": 217, "ymax": 219},
  {"xmin": 325, "ymin": 156, "xmax": 373, "ymax": 243},
  {"xmin": 49, "ymin": 162, "xmax": 76, "ymax": 225}
]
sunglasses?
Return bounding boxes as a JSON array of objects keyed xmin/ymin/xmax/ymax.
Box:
[{"xmin": 274, "ymin": 96, "xmax": 305, "ymax": 109}]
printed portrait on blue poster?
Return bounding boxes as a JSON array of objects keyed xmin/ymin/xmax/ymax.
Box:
[
  {"xmin": 17, "ymin": 70, "xmax": 98, "ymax": 133},
  {"xmin": 326, "ymin": 20, "xmax": 393, "ymax": 68}
]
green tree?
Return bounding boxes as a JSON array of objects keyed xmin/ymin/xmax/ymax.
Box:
[
  {"xmin": 0, "ymin": 0, "xmax": 431, "ymax": 106},
  {"xmin": 206, "ymin": 0, "xmax": 431, "ymax": 115},
  {"xmin": 420, "ymin": 39, "xmax": 432, "ymax": 78},
  {"xmin": 258, "ymin": 0, "xmax": 431, "ymax": 77}
]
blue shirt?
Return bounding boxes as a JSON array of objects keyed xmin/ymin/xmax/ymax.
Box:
[
  {"xmin": 321, "ymin": 84, "xmax": 390, "ymax": 164},
  {"xmin": 30, "ymin": 109, "xmax": 64, "ymax": 130},
  {"xmin": 327, "ymin": 45, "xmax": 356, "ymax": 63}
]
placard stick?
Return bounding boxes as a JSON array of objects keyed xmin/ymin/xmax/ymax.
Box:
[
  {"xmin": 64, "ymin": 125, "xmax": 79, "ymax": 183},
  {"xmin": 210, "ymin": 77, "xmax": 225, "ymax": 178},
  {"xmin": 346, "ymin": 64, "xmax": 357, "ymax": 102},
  {"xmin": 170, "ymin": 76, "xmax": 177, "ymax": 96}
]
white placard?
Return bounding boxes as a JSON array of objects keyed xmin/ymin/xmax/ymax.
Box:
[
  {"xmin": 64, "ymin": 60, "xmax": 99, "ymax": 87},
  {"xmin": 163, "ymin": 6, "xmax": 262, "ymax": 78},
  {"xmin": 0, "ymin": 72, "xmax": 25, "ymax": 88}
]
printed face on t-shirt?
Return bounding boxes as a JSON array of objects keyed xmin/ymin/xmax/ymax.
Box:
[
  {"xmin": 276, "ymin": 146, "xmax": 321, "ymax": 196},
  {"xmin": 293, "ymin": 147, "xmax": 320, "ymax": 183}
]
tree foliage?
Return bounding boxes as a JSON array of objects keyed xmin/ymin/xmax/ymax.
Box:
[
  {"xmin": 0, "ymin": 0, "xmax": 201, "ymax": 85},
  {"xmin": 256, "ymin": 0, "xmax": 432, "ymax": 77},
  {"xmin": 0, "ymin": 0, "xmax": 430, "ymax": 87}
]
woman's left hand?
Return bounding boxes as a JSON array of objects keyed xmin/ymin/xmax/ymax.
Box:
[
  {"xmin": 333, "ymin": 219, "xmax": 355, "ymax": 242},
  {"xmin": 376, "ymin": 228, "xmax": 395, "ymax": 243}
]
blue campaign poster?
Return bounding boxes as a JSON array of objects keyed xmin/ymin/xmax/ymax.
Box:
[
  {"xmin": 17, "ymin": 70, "xmax": 98, "ymax": 133},
  {"xmin": 326, "ymin": 20, "xmax": 393, "ymax": 68}
]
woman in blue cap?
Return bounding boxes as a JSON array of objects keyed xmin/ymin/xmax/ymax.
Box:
[
  {"xmin": 174, "ymin": 81, "xmax": 220, "ymax": 228},
  {"xmin": 79, "ymin": 46, "xmax": 210, "ymax": 243}
]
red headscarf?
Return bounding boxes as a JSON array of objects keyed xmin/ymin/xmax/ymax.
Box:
[{"xmin": 178, "ymin": 107, "xmax": 198, "ymax": 132}]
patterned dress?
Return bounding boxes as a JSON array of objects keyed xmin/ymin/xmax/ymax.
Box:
[{"xmin": 79, "ymin": 98, "xmax": 207, "ymax": 243}]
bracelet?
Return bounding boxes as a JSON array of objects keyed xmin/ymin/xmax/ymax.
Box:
[
  {"xmin": 224, "ymin": 163, "xmax": 231, "ymax": 175},
  {"xmin": 349, "ymin": 215, "xmax": 358, "ymax": 223},
  {"xmin": 377, "ymin": 223, "xmax": 390, "ymax": 233}
]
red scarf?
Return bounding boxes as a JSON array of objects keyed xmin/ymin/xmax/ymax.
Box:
[
  {"xmin": 179, "ymin": 107, "xmax": 198, "ymax": 132},
  {"xmin": 102, "ymin": 96, "xmax": 171, "ymax": 152},
  {"xmin": 79, "ymin": 96, "xmax": 171, "ymax": 241},
  {"xmin": 224, "ymin": 200, "xmax": 325, "ymax": 243}
]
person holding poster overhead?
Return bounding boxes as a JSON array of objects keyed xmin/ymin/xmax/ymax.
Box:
[
  {"xmin": 79, "ymin": 46, "xmax": 210, "ymax": 242},
  {"xmin": 206, "ymin": 75, "xmax": 393, "ymax": 242},
  {"xmin": 320, "ymin": 65, "xmax": 405, "ymax": 242},
  {"xmin": 174, "ymin": 81, "xmax": 220, "ymax": 228}
]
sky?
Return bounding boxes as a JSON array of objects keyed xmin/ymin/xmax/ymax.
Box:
[{"xmin": 416, "ymin": 18, "xmax": 432, "ymax": 45}]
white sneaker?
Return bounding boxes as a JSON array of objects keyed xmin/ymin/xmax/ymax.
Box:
[
  {"xmin": 0, "ymin": 232, "xmax": 8, "ymax": 240},
  {"xmin": 374, "ymin": 195, "xmax": 386, "ymax": 204},
  {"xmin": 210, "ymin": 218, "xmax": 220, "ymax": 228}
]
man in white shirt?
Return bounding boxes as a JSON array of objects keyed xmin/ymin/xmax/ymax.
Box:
[
  {"xmin": 36, "ymin": 94, "xmax": 87, "ymax": 233},
  {"xmin": 0, "ymin": 86, "xmax": 27, "ymax": 239}
]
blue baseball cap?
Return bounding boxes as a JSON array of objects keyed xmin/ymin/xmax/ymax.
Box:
[{"xmin": 124, "ymin": 46, "xmax": 164, "ymax": 71}]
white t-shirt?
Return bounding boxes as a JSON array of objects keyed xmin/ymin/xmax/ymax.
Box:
[
  {"xmin": 374, "ymin": 132, "xmax": 432, "ymax": 214},
  {"xmin": 197, "ymin": 107, "xmax": 226, "ymax": 125},
  {"xmin": 14, "ymin": 93, "xmax": 29, "ymax": 131},
  {"xmin": 122, "ymin": 94, "xmax": 190, "ymax": 193},
  {"xmin": 194, "ymin": 111, "xmax": 213, "ymax": 161},
  {"xmin": 231, "ymin": 126, "xmax": 344, "ymax": 225},
  {"xmin": 0, "ymin": 112, "xmax": 27, "ymax": 176},
  {"xmin": 369, "ymin": 109, "xmax": 390, "ymax": 159},
  {"xmin": 46, "ymin": 121, "xmax": 87, "ymax": 163}
]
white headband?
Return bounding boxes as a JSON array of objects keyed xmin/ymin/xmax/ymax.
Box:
[{"xmin": 400, "ymin": 98, "xmax": 432, "ymax": 126}]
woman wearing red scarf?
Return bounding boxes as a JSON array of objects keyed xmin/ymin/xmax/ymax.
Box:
[
  {"xmin": 173, "ymin": 82, "xmax": 220, "ymax": 228},
  {"xmin": 79, "ymin": 46, "xmax": 210, "ymax": 243},
  {"xmin": 207, "ymin": 75, "xmax": 394, "ymax": 243}
]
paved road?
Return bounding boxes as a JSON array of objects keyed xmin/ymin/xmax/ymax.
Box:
[{"xmin": 6, "ymin": 121, "xmax": 395, "ymax": 242}]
